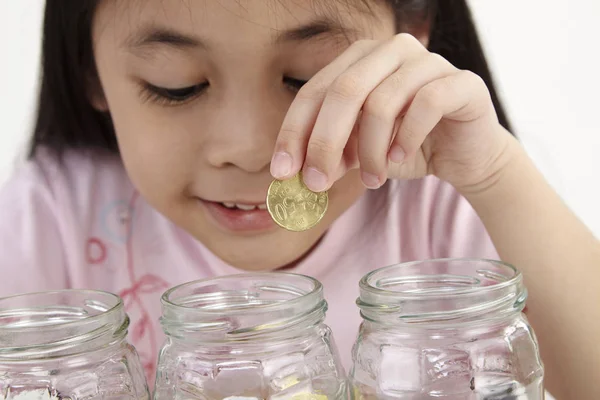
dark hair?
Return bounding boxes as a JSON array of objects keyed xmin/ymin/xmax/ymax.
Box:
[{"xmin": 29, "ymin": 0, "xmax": 512, "ymax": 158}]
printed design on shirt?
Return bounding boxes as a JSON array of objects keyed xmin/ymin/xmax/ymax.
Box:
[
  {"xmin": 86, "ymin": 237, "xmax": 107, "ymax": 264},
  {"xmin": 107, "ymin": 192, "xmax": 170, "ymax": 383},
  {"xmin": 119, "ymin": 273, "xmax": 169, "ymax": 379},
  {"xmin": 100, "ymin": 199, "xmax": 136, "ymax": 244}
]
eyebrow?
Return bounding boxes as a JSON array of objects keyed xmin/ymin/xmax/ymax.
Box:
[
  {"xmin": 127, "ymin": 28, "xmax": 203, "ymax": 50},
  {"xmin": 276, "ymin": 19, "xmax": 352, "ymax": 43},
  {"xmin": 126, "ymin": 19, "xmax": 353, "ymax": 51}
]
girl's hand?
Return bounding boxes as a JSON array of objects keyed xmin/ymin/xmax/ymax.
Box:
[{"xmin": 270, "ymin": 33, "xmax": 513, "ymax": 193}]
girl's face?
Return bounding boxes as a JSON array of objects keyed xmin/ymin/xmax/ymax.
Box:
[{"xmin": 91, "ymin": 0, "xmax": 396, "ymax": 270}]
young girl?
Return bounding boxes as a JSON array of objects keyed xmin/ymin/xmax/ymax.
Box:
[{"xmin": 1, "ymin": 0, "xmax": 598, "ymax": 397}]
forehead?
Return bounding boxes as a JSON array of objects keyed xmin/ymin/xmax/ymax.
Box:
[{"xmin": 93, "ymin": 0, "xmax": 395, "ymax": 49}]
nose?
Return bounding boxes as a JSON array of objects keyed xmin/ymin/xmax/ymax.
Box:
[{"xmin": 205, "ymin": 91, "xmax": 284, "ymax": 174}]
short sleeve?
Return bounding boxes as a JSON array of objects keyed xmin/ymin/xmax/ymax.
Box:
[
  {"xmin": 429, "ymin": 179, "xmax": 499, "ymax": 259},
  {"xmin": 0, "ymin": 160, "xmax": 69, "ymax": 297}
]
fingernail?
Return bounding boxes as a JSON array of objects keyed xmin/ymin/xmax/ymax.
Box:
[
  {"xmin": 271, "ymin": 152, "xmax": 293, "ymax": 178},
  {"xmin": 303, "ymin": 167, "xmax": 328, "ymax": 192},
  {"xmin": 389, "ymin": 145, "xmax": 405, "ymax": 163},
  {"xmin": 361, "ymin": 171, "xmax": 381, "ymax": 189}
]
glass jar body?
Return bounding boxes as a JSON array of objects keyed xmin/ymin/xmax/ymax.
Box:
[
  {"xmin": 351, "ymin": 315, "xmax": 544, "ymax": 399},
  {"xmin": 349, "ymin": 259, "xmax": 544, "ymax": 399},
  {"xmin": 0, "ymin": 290, "xmax": 149, "ymax": 400},
  {"xmin": 155, "ymin": 324, "xmax": 346, "ymax": 400},
  {"xmin": 153, "ymin": 273, "xmax": 347, "ymax": 400},
  {"xmin": 0, "ymin": 341, "xmax": 148, "ymax": 400}
]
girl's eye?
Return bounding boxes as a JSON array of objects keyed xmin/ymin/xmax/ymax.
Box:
[
  {"xmin": 283, "ymin": 76, "xmax": 308, "ymax": 93},
  {"xmin": 141, "ymin": 82, "xmax": 209, "ymax": 106}
]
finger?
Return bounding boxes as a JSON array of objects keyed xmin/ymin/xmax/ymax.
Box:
[
  {"xmin": 390, "ymin": 70, "xmax": 491, "ymax": 160},
  {"xmin": 357, "ymin": 53, "xmax": 456, "ymax": 188},
  {"xmin": 302, "ymin": 33, "xmax": 427, "ymax": 192},
  {"xmin": 270, "ymin": 39, "xmax": 378, "ymax": 180},
  {"xmin": 313, "ymin": 119, "xmax": 360, "ymax": 186}
]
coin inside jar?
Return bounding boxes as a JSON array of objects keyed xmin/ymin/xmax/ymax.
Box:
[{"xmin": 266, "ymin": 172, "xmax": 328, "ymax": 232}]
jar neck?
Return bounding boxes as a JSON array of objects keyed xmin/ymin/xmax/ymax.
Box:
[
  {"xmin": 0, "ymin": 290, "xmax": 128, "ymax": 360},
  {"xmin": 357, "ymin": 259, "xmax": 527, "ymax": 328},
  {"xmin": 160, "ymin": 273, "xmax": 327, "ymax": 344}
]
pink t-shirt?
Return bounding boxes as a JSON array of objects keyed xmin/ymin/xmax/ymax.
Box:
[{"xmin": 0, "ymin": 150, "xmax": 497, "ymax": 384}]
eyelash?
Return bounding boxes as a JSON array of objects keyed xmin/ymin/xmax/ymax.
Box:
[
  {"xmin": 283, "ymin": 76, "xmax": 308, "ymax": 92},
  {"xmin": 140, "ymin": 82, "xmax": 208, "ymax": 106},
  {"xmin": 140, "ymin": 76, "xmax": 308, "ymax": 106}
]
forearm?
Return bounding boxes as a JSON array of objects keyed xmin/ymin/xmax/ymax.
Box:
[{"xmin": 462, "ymin": 136, "xmax": 600, "ymax": 399}]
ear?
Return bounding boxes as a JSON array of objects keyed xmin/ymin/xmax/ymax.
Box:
[{"xmin": 87, "ymin": 73, "xmax": 109, "ymax": 112}]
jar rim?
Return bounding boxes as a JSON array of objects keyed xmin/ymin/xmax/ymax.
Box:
[
  {"xmin": 360, "ymin": 258, "xmax": 521, "ymax": 299},
  {"xmin": 358, "ymin": 258, "xmax": 526, "ymax": 325},
  {"xmin": 0, "ymin": 289, "xmax": 127, "ymax": 358},
  {"xmin": 162, "ymin": 272, "xmax": 322, "ymax": 314},
  {"xmin": 160, "ymin": 273, "xmax": 327, "ymax": 341},
  {"xmin": 0, "ymin": 289, "xmax": 123, "ymax": 329}
]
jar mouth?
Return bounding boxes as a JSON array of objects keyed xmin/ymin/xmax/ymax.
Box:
[
  {"xmin": 358, "ymin": 259, "xmax": 526, "ymax": 324},
  {"xmin": 161, "ymin": 273, "xmax": 326, "ymax": 340},
  {"xmin": 0, "ymin": 290, "xmax": 128, "ymax": 359}
]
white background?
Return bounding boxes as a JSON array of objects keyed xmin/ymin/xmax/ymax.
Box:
[{"xmin": 1, "ymin": 0, "xmax": 599, "ymax": 234}]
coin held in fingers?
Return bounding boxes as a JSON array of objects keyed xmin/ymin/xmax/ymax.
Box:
[{"xmin": 266, "ymin": 172, "xmax": 328, "ymax": 232}]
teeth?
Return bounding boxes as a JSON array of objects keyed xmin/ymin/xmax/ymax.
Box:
[
  {"xmin": 236, "ymin": 203, "xmax": 257, "ymax": 211},
  {"xmin": 220, "ymin": 202, "xmax": 267, "ymax": 210}
]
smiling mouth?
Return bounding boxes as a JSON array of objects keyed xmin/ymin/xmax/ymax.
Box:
[{"xmin": 200, "ymin": 199, "xmax": 275, "ymax": 233}]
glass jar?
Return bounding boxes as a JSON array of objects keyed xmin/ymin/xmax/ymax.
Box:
[
  {"xmin": 154, "ymin": 273, "xmax": 347, "ymax": 400},
  {"xmin": 350, "ymin": 259, "xmax": 544, "ymax": 399},
  {"xmin": 0, "ymin": 290, "xmax": 149, "ymax": 400}
]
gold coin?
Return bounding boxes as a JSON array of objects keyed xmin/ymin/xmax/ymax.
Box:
[{"xmin": 266, "ymin": 172, "xmax": 328, "ymax": 232}]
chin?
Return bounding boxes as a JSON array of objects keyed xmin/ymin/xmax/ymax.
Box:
[
  {"xmin": 202, "ymin": 229, "xmax": 324, "ymax": 272},
  {"xmin": 214, "ymin": 248, "xmax": 301, "ymax": 271}
]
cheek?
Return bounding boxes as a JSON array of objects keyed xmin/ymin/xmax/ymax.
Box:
[
  {"xmin": 119, "ymin": 132, "xmax": 191, "ymax": 207},
  {"xmin": 119, "ymin": 118, "xmax": 195, "ymax": 209},
  {"xmin": 97, "ymin": 70, "xmax": 196, "ymax": 207}
]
